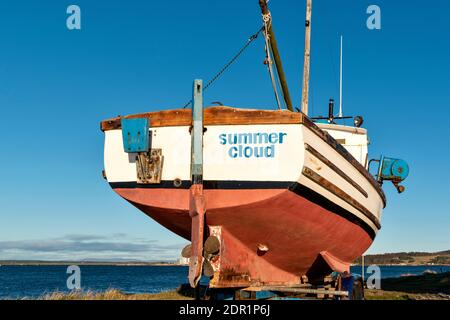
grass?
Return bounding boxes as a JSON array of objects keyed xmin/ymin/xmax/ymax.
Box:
[
  {"xmin": 44, "ymin": 288, "xmax": 448, "ymax": 300},
  {"xmin": 41, "ymin": 288, "xmax": 449, "ymax": 300},
  {"xmin": 364, "ymin": 289, "xmax": 450, "ymax": 300},
  {"xmin": 41, "ymin": 288, "xmax": 192, "ymax": 300},
  {"xmin": 364, "ymin": 272, "xmax": 450, "ymax": 300},
  {"xmin": 364, "ymin": 289, "xmax": 412, "ymax": 300},
  {"xmin": 40, "ymin": 273, "xmax": 450, "ymax": 300},
  {"xmin": 380, "ymin": 272, "xmax": 450, "ymax": 294},
  {"xmin": 364, "ymin": 289, "xmax": 433, "ymax": 300}
]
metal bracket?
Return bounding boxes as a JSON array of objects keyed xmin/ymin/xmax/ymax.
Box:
[{"xmin": 136, "ymin": 149, "xmax": 164, "ymax": 184}]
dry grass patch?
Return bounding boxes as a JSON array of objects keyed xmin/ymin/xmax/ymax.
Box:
[{"xmin": 42, "ymin": 289, "xmax": 192, "ymax": 300}]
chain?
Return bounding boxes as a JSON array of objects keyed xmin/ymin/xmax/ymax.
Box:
[{"xmin": 182, "ymin": 27, "xmax": 264, "ymax": 108}]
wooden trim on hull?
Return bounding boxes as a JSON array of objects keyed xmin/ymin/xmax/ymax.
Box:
[
  {"xmin": 304, "ymin": 143, "xmax": 368, "ymax": 198},
  {"xmin": 301, "ymin": 167, "xmax": 381, "ymax": 230},
  {"xmin": 110, "ymin": 180, "xmax": 380, "ymax": 238},
  {"xmin": 101, "ymin": 106, "xmax": 386, "ymax": 207},
  {"xmin": 302, "ymin": 116, "xmax": 386, "ymax": 207}
]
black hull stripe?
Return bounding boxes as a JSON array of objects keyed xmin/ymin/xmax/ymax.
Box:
[
  {"xmin": 109, "ymin": 180, "xmax": 293, "ymax": 190},
  {"xmin": 109, "ymin": 180, "xmax": 377, "ymax": 239},
  {"xmin": 288, "ymin": 183, "xmax": 377, "ymax": 239}
]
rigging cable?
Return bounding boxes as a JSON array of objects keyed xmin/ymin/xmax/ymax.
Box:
[{"xmin": 183, "ymin": 27, "xmax": 264, "ymax": 109}]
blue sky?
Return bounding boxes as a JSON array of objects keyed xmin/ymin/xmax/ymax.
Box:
[{"xmin": 0, "ymin": 0, "xmax": 449, "ymax": 261}]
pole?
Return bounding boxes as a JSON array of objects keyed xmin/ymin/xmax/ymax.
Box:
[
  {"xmin": 259, "ymin": 0, "xmax": 293, "ymax": 112},
  {"xmin": 362, "ymin": 254, "xmax": 365, "ymax": 283},
  {"xmin": 191, "ymin": 80, "xmax": 203, "ymax": 185},
  {"xmin": 301, "ymin": 0, "xmax": 312, "ymax": 115},
  {"xmin": 188, "ymin": 79, "xmax": 206, "ymax": 289},
  {"xmin": 339, "ymin": 35, "xmax": 343, "ymax": 117}
]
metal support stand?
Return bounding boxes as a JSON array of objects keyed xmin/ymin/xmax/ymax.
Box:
[{"xmin": 188, "ymin": 79, "xmax": 206, "ymax": 288}]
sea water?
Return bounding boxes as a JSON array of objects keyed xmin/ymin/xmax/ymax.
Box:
[{"xmin": 0, "ymin": 265, "xmax": 449, "ymax": 299}]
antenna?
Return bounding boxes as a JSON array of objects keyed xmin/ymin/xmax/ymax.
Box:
[{"xmin": 338, "ymin": 35, "xmax": 343, "ymax": 117}]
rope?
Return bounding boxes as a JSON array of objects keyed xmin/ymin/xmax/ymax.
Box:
[{"xmin": 182, "ymin": 27, "xmax": 263, "ymax": 108}]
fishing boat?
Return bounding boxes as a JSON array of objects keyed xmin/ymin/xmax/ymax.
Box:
[{"xmin": 100, "ymin": 0, "xmax": 409, "ymax": 290}]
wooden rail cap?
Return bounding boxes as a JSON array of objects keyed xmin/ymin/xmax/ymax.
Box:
[{"xmin": 100, "ymin": 106, "xmax": 303, "ymax": 131}]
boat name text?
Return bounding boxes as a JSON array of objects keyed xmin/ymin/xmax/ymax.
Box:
[{"xmin": 219, "ymin": 132, "xmax": 287, "ymax": 158}]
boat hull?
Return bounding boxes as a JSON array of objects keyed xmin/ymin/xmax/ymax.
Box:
[
  {"xmin": 102, "ymin": 107, "xmax": 385, "ymax": 287},
  {"xmin": 112, "ymin": 183, "xmax": 373, "ymax": 287}
]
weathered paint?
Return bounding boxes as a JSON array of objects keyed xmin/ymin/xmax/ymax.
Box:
[
  {"xmin": 120, "ymin": 118, "xmax": 149, "ymax": 153},
  {"xmin": 103, "ymin": 107, "xmax": 385, "ymax": 289},
  {"xmin": 112, "ymin": 186, "xmax": 373, "ymax": 288},
  {"xmin": 188, "ymin": 79, "xmax": 205, "ymax": 288},
  {"xmin": 380, "ymin": 157, "xmax": 409, "ymax": 181}
]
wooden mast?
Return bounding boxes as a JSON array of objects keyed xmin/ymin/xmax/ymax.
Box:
[
  {"xmin": 339, "ymin": 35, "xmax": 343, "ymax": 117},
  {"xmin": 301, "ymin": 0, "xmax": 312, "ymax": 115},
  {"xmin": 259, "ymin": 0, "xmax": 293, "ymax": 112}
]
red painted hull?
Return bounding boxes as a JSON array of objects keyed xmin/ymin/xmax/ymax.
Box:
[{"xmin": 114, "ymin": 187, "xmax": 373, "ymax": 287}]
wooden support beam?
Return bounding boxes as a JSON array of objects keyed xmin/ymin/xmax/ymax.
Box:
[
  {"xmin": 243, "ymin": 286, "xmax": 349, "ymax": 297},
  {"xmin": 191, "ymin": 80, "xmax": 204, "ymax": 184},
  {"xmin": 188, "ymin": 80, "xmax": 206, "ymax": 289}
]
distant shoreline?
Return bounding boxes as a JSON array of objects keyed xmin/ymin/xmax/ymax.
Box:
[
  {"xmin": 351, "ymin": 263, "xmax": 450, "ymax": 267},
  {"xmin": 1, "ymin": 261, "xmax": 449, "ymax": 267},
  {"xmin": 0, "ymin": 261, "xmax": 188, "ymax": 267},
  {"xmin": 2, "ymin": 250, "xmax": 448, "ymax": 267},
  {"xmin": 353, "ymin": 250, "xmax": 450, "ymax": 266}
]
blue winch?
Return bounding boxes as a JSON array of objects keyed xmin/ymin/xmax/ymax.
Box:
[{"xmin": 370, "ymin": 156, "xmax": 410, "ymax": 193}]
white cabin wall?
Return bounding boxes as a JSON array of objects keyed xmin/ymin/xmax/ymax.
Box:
[{"xmin": 319, "ymin": 126, "xmax": 369, "ymax": 167}]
